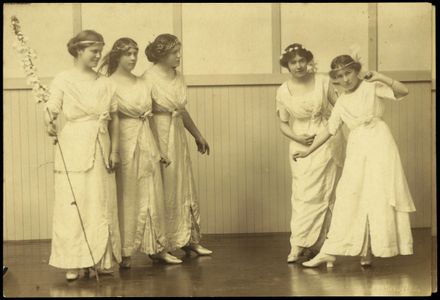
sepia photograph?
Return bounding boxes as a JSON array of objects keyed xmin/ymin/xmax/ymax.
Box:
[{"xmin": 2, "ymin": 2, "xmax": 436, "ymax": 297}]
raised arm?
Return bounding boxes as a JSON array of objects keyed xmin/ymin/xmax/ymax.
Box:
[{"xmin": 364, "ymin": 71, "xmax": 409, "ymax": 98}]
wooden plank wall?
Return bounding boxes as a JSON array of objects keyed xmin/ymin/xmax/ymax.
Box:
[{"xmin": 2, "ymin": 82, "xmax": 433, "ymax": 240}]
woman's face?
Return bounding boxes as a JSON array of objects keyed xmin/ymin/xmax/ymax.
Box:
[
  {"xmin": 161, "ymin": 44, "xmax": 181, "ymax": 69},
  {"xmin": 77, "ymin": 44, "xmax": 104, "ymax": 68},
  {"xmin": 288, "ymin": 54, "xmax": 308, "ymax": 78},
  {"xmin": 119, "ymin": 47, "xmax": 138, "ymax": 72},
  {"xmin": 333, "ymin": 67, "xmax": 360, "ymax": 91}
]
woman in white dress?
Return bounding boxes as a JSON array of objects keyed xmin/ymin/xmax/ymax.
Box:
[
  {"xmin": 276, "ymin": 43, "xmax": 345, "ymax": 263},
  {"xmin": 45, "ymin": 30, "xmax": 122, "ymax": 280},
  {"xmin": 142, "ymin": 34, "xmax": 212, "ymax": 256},
  {"xmin": 293, "ymin": 55, "xmax": 416, "ymax": 268},
  {"xmin": 99, "ymin": 38, "xmax": 182, "ymax": 265}
]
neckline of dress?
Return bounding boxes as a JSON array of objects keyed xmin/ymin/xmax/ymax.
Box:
[
  {"xmin": 114, "ymin": 77, "xmax": 143, "ymax": 99},
  {"xmin": 151, "ymin": 65, "xmax": 178, "ymax": 81},
  {"xmin": 67, "ymin": 68, "xmax": 101, "ymax": 82},
  {"xmin": 286, "ymin": 75, "xmax": 319, "ymax": 99},
  {"xmin": 342, "ymin": 79, "xmax": 365, "ymax": 96}
]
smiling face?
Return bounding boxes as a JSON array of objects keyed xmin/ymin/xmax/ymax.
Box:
[
  {"xmin": 333, "ymin": 67, "xmax": 360, "ymax": 91},
  {"xmin": 118, "ymin": 47, "xmax": 138, "ymax": 72},
  {"xmin": 77, "ymin": 44, "xmax": 104, "ymax": 68},
  {"xmin": 160, "ymin": 44, "xmax": 181, "ymax": 69},
  {"xmin": 288, "ymin": 54, "xmax": 308, "ymax": 78}
]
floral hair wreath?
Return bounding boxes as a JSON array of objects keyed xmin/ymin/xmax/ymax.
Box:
[
  {"xmin": 279, "ymin": 44, "xmax": 304, "ymax": 58},
  {"xmin": 111, "ymin": 43, "xmax": 139, "ymax": 53},
  {"xmin": 149, "ymin": 38, "xmax": 180, "ymax": 55},
  {"xmin": 279, "ymin": 44, "xmax": 318, "ymax": 73}
]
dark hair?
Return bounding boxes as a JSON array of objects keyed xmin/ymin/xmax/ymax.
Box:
[
  {"xmin": 98, "ymin": 38, "xmax": 138, "ymax": 76},
  {"xmin": 329, "ymin": 55, "xmax": 362, "ymax": 79},
  {"xmin": 145, "ymin": 34, "xmax": 181, "ymax": 63},
  {"xmin": 279, "ymin": 43, "xmax": 314, "ymax": 69},
  {"xmin": 67, "ymin": 30, "xmax": 104, "ymax": 58}
]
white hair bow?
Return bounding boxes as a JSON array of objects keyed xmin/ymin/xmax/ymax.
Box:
[{"xmin": 349, "ymin": 44, "xmax": 362, "ymax": 63}]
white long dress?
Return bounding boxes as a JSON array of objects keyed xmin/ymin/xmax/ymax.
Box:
[
  {"xmin": 46, "ymin": 70, "xmax": 122, "ymax": 269},
  {"xmin": 114, "ymin": 77, "xmax": 168, "ymax": 256},
  {"xmin": 276, "ymin": 74, "xmax": 345, "ymax": 251},
  {"xmin": 142, "ymin": 66, "xmax": 201, "ymax": 250},
  {"xmin": 321, "ymin": 80, "xmax": 416, "ymax": 257}
]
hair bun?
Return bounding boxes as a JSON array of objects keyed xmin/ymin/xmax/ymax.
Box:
[
  {"xmin": 144, "ymin": 34, "xmax": 181, "ymax": 63},
  {"xmin": 67, "ymin": 37, "xmax": 77, "ymax": 57},
  {"xmin": 145, "ymin": 42, "xmax": 157, "ymax": 63}
]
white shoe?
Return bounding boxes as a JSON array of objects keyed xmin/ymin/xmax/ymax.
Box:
[
  {"xmin": 150, "ymin": 252, "xmax": 182, "ymax": 264},
  {"xmin": 182, "ymin": 244, "xmax": 213, "ymax": 256},
  {"xmin": 287, "ymin": 254, "xmax": 300, "ymax": 263},
  {"xmin": 302, "ymin": 253, "xmax": 336, "ymax": 268},
  {"xmin": 65, "ymin": 269, "xmax": 80, "ymax": 281},
  {"xmin": 360, "ymin": 254, "xmax": 373, "ymax": 267},
  {"xmin": 287, "ymin": 246, "xmax": 304, "ymax": 263}
]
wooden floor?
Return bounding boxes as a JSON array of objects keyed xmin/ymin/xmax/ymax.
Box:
[{"xmin": 3, "ymin": 228, "xmax": 436, "ymax": 296}]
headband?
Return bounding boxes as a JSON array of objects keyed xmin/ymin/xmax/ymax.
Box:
[
  {"xmin": 72, "ymin": 40, "xmax": 105, "ymax": 47},
  {"xmin": 111, "ymin": 44, "xmax": 139, "ymax": 53},
  {"xmin": 331, "ymin": 60, "xmax": 356, "ymax": 71}
]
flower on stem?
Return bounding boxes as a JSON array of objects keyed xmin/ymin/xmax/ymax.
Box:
[{"xmin": 11, "ymin": 15, "xmax": 50, "ymax": 103}]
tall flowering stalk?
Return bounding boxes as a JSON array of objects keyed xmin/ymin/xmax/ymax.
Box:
[
  {"xmin": 10, "ymin": 15, "xmax": 50, "ymax": 103},
  {"xmin": 10, "ymin": 15, "xmax": 100, "ymax": 283}
]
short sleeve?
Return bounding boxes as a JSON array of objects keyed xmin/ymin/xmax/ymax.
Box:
[
  {"xmin": 327, "ymin": 101, "xmax": 343, "ymax": 135},
  {"xmin": 106, "ymin": 79, "xmax": 118, "ymax": 113},
  {"xmin": 45, "ymin": 74, "xmax": 64, "ymax": 117},
  {"xmin": 275, "ymin": 88, "xmax": 290, "ymax": 122},
  {"xmin": 151, "ymin": 84, "xmax": 159, "ymax": 102},
  {"xmin": 375, "ymin": 81, "xmax": 404, "ymax": 101}
]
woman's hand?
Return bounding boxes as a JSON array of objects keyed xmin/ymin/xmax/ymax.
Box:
[
  {"xmin": 160, "ymin": 155, "xmax": 171, "ymax": 168},
  {"xmin": 108, "ymin": 151, "xmax": 120, "ymax": 172},
  {"xmin": 292, "ymin": 150, "xmax": 310, "ymax": 162},
  {"xmin": 195, "ymin": 136, "xmax": 210, "ymax": 155},
  {"xmin": 47, "ymin": 122, "xmax": 57, "ymax": 137},
  {"xmin": 295, "ymin": 134, "xmax": 316, "ymax": 146},
  {"xmin": 363, "ymin": 71, "xmax": 385, "ymax": 83}
]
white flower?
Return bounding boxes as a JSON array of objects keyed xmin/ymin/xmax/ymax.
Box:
[
  {"xmin": 18, "ymin": 47, "xmax": 28, "ymax": 54},
  {"xmin": 306, "ymin": 61, "xmax": 318, "ymax": 73},
  {"xmin": 11, "ymin": 16, "xmax": 49, "ymax": 103}
]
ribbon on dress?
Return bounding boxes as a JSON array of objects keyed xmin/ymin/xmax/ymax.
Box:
[{"xmin": 135, "ymin": 110, "xmax": 161, "ymax": 180}]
